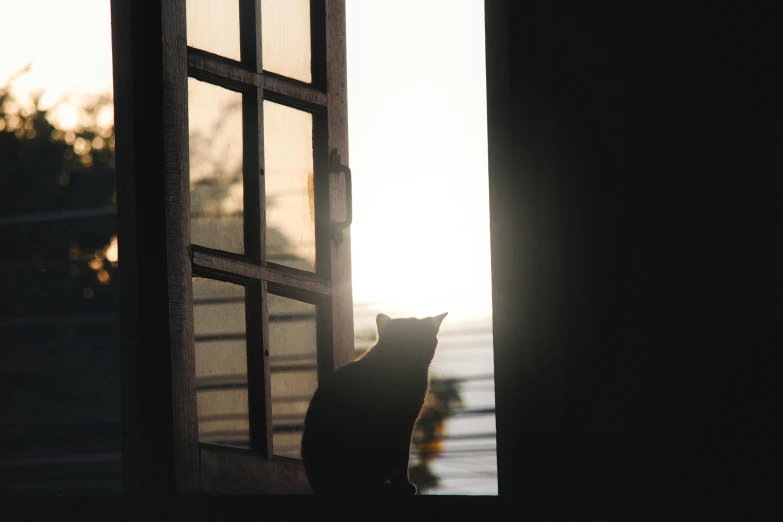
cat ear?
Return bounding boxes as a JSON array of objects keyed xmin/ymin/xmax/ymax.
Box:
[
  {"xmin": 429, "ymin": 312, "xmax": 448, "ymax": 332},
  {"xmin": 376, "ymin": 313, "xmax": 392, "ymax": 334}
]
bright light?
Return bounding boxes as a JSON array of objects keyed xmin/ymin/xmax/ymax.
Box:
[
  {"xmin": 105, "ymin": 235, "xmax": 118, "ymax": 263},
  {"xmin": 346, "ymin": 0, "xmax": 491, "ymax": 324},
  {"xmin": 0, "ymin": 0, "xmax": 113, "ymax": 128}
]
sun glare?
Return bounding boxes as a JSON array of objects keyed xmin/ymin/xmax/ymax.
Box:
[
  {"xmin": 346, "ymin": 0, "xmax": 491, "ymax": 324},
  {"xmin": 0, "ymin": 0, "xmax": 113, "ymax": 129}
]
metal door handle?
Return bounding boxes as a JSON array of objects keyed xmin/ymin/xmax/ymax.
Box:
[{"xmin": 329, "ymin": 148, "xmax": 352, "ymax": 235}]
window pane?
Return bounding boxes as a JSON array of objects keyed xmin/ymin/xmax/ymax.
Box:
[
  {"xmin": 264, "ymin": 101, "xmax": 315, "ymax": 271},
  {"xmin": 193, "ymin": 278, "xmax": 249, "ymax": 449},
  {"xmin": 189, "ymin": 78, "xmax": 244, "ymax": 254},
  {"xmin": 261, "ymin": 0, "xmax": 312, "ymax": 83},
  {"xmin": 186, "ymin": 0, "xmax": 241, "ymax": 61},
  {"xmin": 268, "ymin": 293, "xmax": 318, "ymax": 459}
]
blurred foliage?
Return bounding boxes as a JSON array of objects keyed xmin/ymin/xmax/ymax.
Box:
[
  {"xmin": 409, "ymin": 377, "xmax": 462, "ymax": 492},
  {"xmin": 0, "ymin": 70, "xmax": 117, "ymax": 323},
  {"xmin": 0, "ymin": 69, "xmax": 120, "ymax": 433}
]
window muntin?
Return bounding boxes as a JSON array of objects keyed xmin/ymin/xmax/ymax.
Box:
[{"xmin": 183, "ymin": 0, "xmax": 342, "ymax": 485}]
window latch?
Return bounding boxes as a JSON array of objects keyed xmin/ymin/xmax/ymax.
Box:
[{"xmin": 329, "ymin": 148, "xmax": 352, "ymax": 242}]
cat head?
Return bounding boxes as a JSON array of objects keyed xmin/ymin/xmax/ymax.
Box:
[{"xmin": 374, "ymin": 312, "xmax": 448, "ymax": 363}]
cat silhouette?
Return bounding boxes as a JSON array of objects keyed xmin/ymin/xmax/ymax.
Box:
[{"xmin": 301, "ymin": 312, "xmax": 448, "ymax": 495}]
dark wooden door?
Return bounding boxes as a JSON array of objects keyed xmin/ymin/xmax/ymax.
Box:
[{"xmin": 111, "ymin": 0, "xmax": 352, "ymax": 494}]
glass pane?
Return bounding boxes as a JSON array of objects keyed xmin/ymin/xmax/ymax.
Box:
[
  {"xmin": 186, "ymin": 0, "xmax": 241, "ymax": 61},
  {"xmin": 189, "ymin": 78, "xmax": 244, "ymax": 254},
  {"xmin": 264, "ymin": 101, "xmax": 315, "ymax": 271},
  {"xmin": 193, "ymin": 278, "xmax": 250, "ymax": 449},
  {"xmin": 268, "ymin": 294, "xmax": 318, "ymax": 459},
  {"xmin": 261, "ymin": 0, "xmax": 312, "ymax": 83}
]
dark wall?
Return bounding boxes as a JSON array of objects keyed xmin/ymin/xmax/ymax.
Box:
[{"xmin": 487, "ymin": 0, "xmax": 779, "ymax": 518}]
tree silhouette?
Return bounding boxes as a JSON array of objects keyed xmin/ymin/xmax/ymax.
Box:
[
  {"xmin": 0, "ymin": 72, "xmax": 117, "ymax": 315},
  {"xmin": 0, "ymin": 72, "xmax": 119, "ymax": 405},
  {"xmin": 0, "ymin": 69, "xmax": 121, "ymax": 494}
]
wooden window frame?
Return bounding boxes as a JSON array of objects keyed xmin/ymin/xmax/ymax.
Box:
[{"xmin": 111, "ymin": 0, "xmax": 353, "ymax": 494}]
